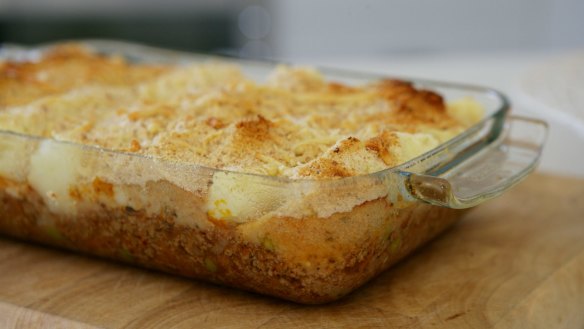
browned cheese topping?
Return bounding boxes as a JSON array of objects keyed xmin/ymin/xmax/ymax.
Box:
[{"xmin": 0, "ymin": 44, "xmax": 483, "ymax": 179}]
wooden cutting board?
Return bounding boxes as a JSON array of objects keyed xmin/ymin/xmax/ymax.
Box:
[{"xmin": 1, "ymin": 173, "xmax": 583, "ymax": 329}]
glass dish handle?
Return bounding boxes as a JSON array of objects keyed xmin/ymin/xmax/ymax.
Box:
[{"xmin": 404, "ymin": 116, "xmax": 548, "ymax": 208}]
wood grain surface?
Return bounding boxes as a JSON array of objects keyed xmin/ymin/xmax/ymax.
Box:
[{"xmin": 1, "ymin": 173, "xmax": 583, "ymax": 329}]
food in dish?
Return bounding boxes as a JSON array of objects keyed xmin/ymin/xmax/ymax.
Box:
[{"xmin": 0, "ymin": 43, "xmax": 484, "ymax": 303}]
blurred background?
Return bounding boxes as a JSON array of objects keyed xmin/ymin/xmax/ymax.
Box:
[
  {"xmin": 2, "ymin": 0, "xmax": 583, "ymax": 57},
  {"xmin": 1, "ymin": 0, "xmax": 583, "ymax": 175}
]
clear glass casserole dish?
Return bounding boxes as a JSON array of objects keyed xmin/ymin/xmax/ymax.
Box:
[{"xmin": 0, "ymin": 40, "xmax": 547, "ymax": 304}]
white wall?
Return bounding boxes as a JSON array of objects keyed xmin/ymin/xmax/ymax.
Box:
[
  {"xmin": 2, "ymin": 0, "xmax": 583, "ymax": 56},
  {"xmin": 269, "ymin": 0, "xmax": 584, "ymax": 58}
]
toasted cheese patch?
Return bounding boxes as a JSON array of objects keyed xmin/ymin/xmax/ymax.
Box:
[{"xmin": 291, "ymin": 137, "xmax": 388, "ymax": 178}]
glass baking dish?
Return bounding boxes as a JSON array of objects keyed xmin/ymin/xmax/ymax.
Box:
[{"xmin": 0, "ymin": 40, "xmax": 547, "ymax": 304}]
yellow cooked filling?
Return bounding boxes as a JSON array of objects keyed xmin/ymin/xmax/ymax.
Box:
[{"xmin": 0, "ymin": 44, "xmax": 483, "ymax": 180}]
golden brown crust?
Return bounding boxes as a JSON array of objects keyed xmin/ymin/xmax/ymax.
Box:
[
  {"xmin": 0, "ymin": 44, "xmax": 167, "ymax": 108},
  {"xmin": 0, "ymin": 44, "xmax": 482, "ymax": 179},
  {"xmin": 365, "ymin": 130, "xmax": 400, "ymax": 165}
]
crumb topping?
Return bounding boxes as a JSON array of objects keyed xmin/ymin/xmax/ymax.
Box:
[{"xmin": 0, "ymin": 44, "xmax": 483, "ymax": 179}]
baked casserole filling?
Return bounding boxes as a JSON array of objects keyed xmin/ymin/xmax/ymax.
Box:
[{"xmin": 0, "ymin": 44, "xmax": 482, "ymax": 303}]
